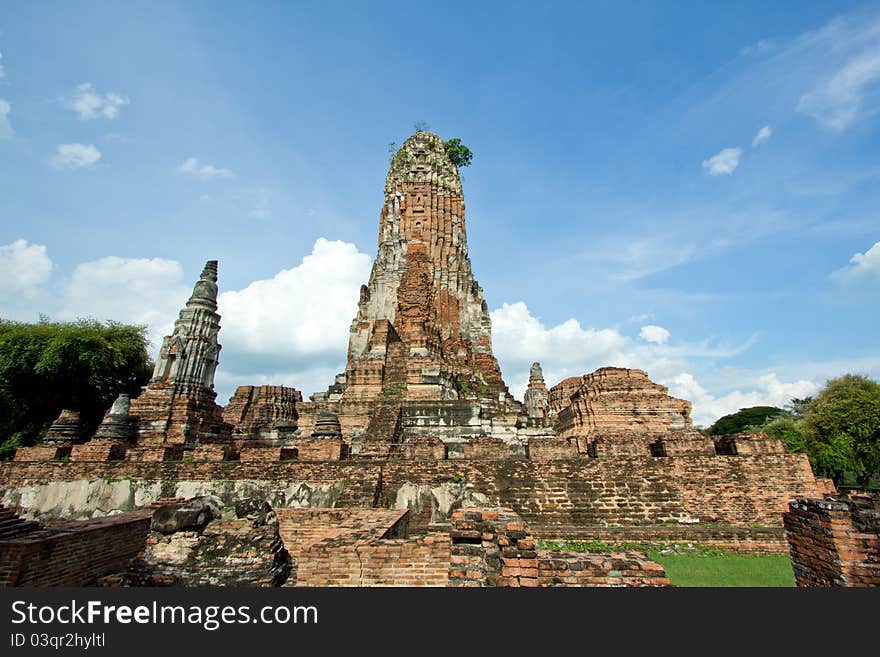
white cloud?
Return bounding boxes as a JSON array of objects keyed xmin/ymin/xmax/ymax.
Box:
[
  {"xmin": 702, "ymin": 147, "xmax": 742, "ymax": 175},
  {"xmin": 490, "ymin": 301, "xmax": 773, "ymax": 424},
  {"xmin": 665, "ymin": 372, "xmax": 819, "ymax": 427},
  {"xmin": 3, "ymin": 238, "xmax": 368, "ymax": 398},
  {"xmin": 50, "ymin": 143, "xmax": 101, "ymax": 169},
  {"xmin": 751, "ymin": 125, "xmax": 772, "ymax": 147},
  {"xmin": 639, "ymin": 325, "xmax": 670, "ymax": 344},
  {"xmin": 834, "ymin": 240, "xmax": 880, "ymax": 280},
  {"xmin": 491, "ymin": 301, "xmax": 633, "ymax": 399},
  {"xmin": 0, "ymin": 240, "xmax": 52, "ymax": 299},
  {"xmin": 0, "ymin": 98, "xmax": 12, "ymax": 139},
  {"xmin": 214, "ymin": 238, "xmax": 372, "ymax": 399},
  {"xmin": 798, "ymin": 47, "xmax": 880, "ymax": 131},
  {"xmin": 177, "ymin": 157, "xmax": 234, "ymax": 181},
  {"xmin": 57, "ymin": 256, "xmax": 191, "ymax": 350},
  {"xmin": 64, "ymin": 83, "xmax": 129, "ymax": 120},
  {"xmin": 218, "ymin": 238, "xmax": 371, "ymax": 357}
]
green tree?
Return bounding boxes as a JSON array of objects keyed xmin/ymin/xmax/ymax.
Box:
[
  {"xmin": 801, "ymin": 374, "xmax": 880, "ymax": 487},
  {"xmin": 443, "ymin": 138, "xmax": 473, "ymax": 168},
  {"xmin": 706, "ymin": 406, "xmax": 785, "ymax": 435},
  {"xmin": 0, "ymin": 319, "xmax": 153, "ymax": 459},
  {"xmin": 761, "ymin": 414, "xmax": 807, "ymax": 454}
]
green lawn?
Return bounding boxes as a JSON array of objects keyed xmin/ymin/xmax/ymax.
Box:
[{"xmin": 647, "ymin": 552, "xmax": 795, "ymax": 587}]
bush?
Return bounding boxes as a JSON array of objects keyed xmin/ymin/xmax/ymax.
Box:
[
  {"xmin": 444, "ymin": 138, "xmax": 473, "ymax": 168},
  {"xmin": 0, "ymin": 319, "xmax": 153, "ymax": 459}
]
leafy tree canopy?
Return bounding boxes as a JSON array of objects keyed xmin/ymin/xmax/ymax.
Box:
[
  {"xmin": 0, "ymin": 319, "xmax": 153, "ymax": 459},
  {"xmin": 443, "ymin": 138, "xmax": 473, "ymax": 168},
  {"xmin": 705, "ymin": 406, "xmax": 785, "ymax": 436},
  {"xmin": 800, "ymin": 374, "xmax": 880, "ymax": 487}
]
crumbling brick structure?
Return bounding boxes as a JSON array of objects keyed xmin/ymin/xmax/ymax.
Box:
[
  {"xmin": 448, "ymin": 507, "xmax": 670, "ymax": 587},
  {"xmin": 2, "ymin": 129, "xmax": 831, "ymax": 584},
  {"xmin": 0, "ymin": 506, "xmax": 151, "ymax": 586},
  {"xmin": 784, "ymin": 494, "xmax": 880, "ymax": 587}
]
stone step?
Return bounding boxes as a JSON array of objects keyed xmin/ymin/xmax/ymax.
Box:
[{"xmin": 0, "ymin": 516, "xmax": 43, "ymax": 539}]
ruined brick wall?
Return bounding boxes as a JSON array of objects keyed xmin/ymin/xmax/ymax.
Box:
[
  {"xmin": 0, "ymin": 510, "xmax": 151, "ymax": 586},
  {"xmin": 815, "ymin": 478, "xmax": 837, "ymax": 496},
  {"xmin": 713, "ymin": 433, "xmax": 786, "ymax": 456},
  {"xmin": 380, "ymin": 456, "xmax": 818, "ymax": 531},
  {"xmin": 13, "ymin": 446, "xmax": 66, "ymax": 462},
  {"xmin": 447, "ymin": 508, "xmax": 669, "ymax": 587},
  {"xmin": 461, "ymin": 436, "xmax": 515, "ymax": 459},
  {"xmin": 554, "ymin": 368, "xmax": 692, "ymax": 437},
  {"xmin": 590, "ymin": 435, "xmax": 653, "ymax": 457},
  {"xmin": 784, "ymin": 496, "xmax": 880, "ymax": 587},
  {"xmin": 1, "ymin": 455, "xmax": 817, "ymax": 537},
  {"xmin": 126, "ymin": 516, "xmax": 288, "ymax": 587},
  {"xmin": 528, "ymin": 436, "xmax": 579, "ymax": 460},
  {"xmin": 448, "ymin": 508, "xmax": 539, "ymax": 586},
  {"xmin": 275, "ymin": 508, "xmax": 409, "ymax": 554},
  {"xmin": 548, "ymin": 377, "xmax": 581, "ymax": 417},
  {"xmin": 0, "ymin": 461, "xmax": 383, "ymax": 514},
  {"xmin": 294, "ymin": 535, "xmax": 451, "ymax": 587},
  {"xmin": 274, "ymin": 507, "xmax": 448, "ymax": 587},
  {"xmin": 657, "ymin": 434, "xmax": 716, "ymax": 456},
  {"xmin": 294, "ymin": 438, "xmax": 346, "ymax": 461},
  {"xmin": 537, "ymin": 551, "xmax": 669, "ymax": 586},
  {"xmin": 401, "ymin": 436, "xmax": 447, "ymax": 460},
  {"xmin": 222, "ymin": 385, "xmax": 300, "ymax": 435},
  {"xmin": 70, "ymin": 441, "xmax": 127, "ymax": 462}
]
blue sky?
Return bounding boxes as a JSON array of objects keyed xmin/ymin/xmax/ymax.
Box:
[{"xmin": 1, "ymin": 1, "xmax": 879, "ymax": 424}]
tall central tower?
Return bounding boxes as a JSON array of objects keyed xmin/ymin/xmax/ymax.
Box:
[{"xmin": 342, "ymin": 131, "xmax": 507, "ymax": 403}]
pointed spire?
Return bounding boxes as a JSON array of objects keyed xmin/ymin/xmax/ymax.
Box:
[
  {"xmin": 186, "ymin": 260, "xmax": 219, "ymax": 311},
  {"xmin": 529, "ymin": 362, "xmax": 545, "ymax": 384},
  {"xmin": 150, "ymin": 259, "xmax": 222, "ymax": 392}
]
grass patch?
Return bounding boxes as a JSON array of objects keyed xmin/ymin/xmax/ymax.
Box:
[
  {"xmin": 647, "ymin": 552, "xmax": 795, "ymax": 587},
  {"xmin": 537, "ymin": 538, "xmax": 795, "ymax": 587}
]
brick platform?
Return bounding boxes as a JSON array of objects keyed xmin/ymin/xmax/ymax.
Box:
[{"xmin": 0, "ymin": 507, "xmax": 151, "ymax": 586}]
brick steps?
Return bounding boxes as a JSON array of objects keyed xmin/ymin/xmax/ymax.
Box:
[{"xmin": 0, "ymin": 506, "xmax": 43, "ymax": 539}]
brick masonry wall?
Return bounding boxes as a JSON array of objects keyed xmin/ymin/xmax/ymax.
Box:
[
  {"xmin": 461, "ymin": 437, "xmax": 514, "ymax": 459},
  {"xmin": 784, "ymin": 496, "xmax": 880, "ymax": 587},
  {"xmin": 380, "ymin": 455, "xmax": 818, "ymax": 531},
  {"xmin": 13, "ymin": 446, "xmax": 67, "ymax": 462},
  {"xmin": 294, "ymin": 535, "xmax": 451, "ymax": 587},
  {"xmin": 1, "ymin": 454, "xmax": 817, "ymax": 540},
  {"xmin": 0, "ymin": 511, "xmax": 151, "ymax": 586},
  {"xmin": 537, "ymin": 551, "xmax": 670, "ymax": 587},
  {"xmin": 401, "ymin": 436, "xmax": 446, "ymax": 460},
  {"xmin": 70, "ymin": 442, "xmax": 126, "ymax": 462},
  {"xmin": 528, "ymin": 436, "xmax": 578, "ymax": 460},
  {"xmin": 659, "ymin": 435, "xmax": 716, "ymax": 457},
  {"xmin": 590, "ymin": 437, "xmax": 652, "ymax": 457},
  {"xmin": 447, "ymin": 508, "xmax": 670, "ymax": 587},
  {"xmin": 275, "ymin": 508, "xmax": 408, "ymax": 554},
  {"xmin": 448, "ymin": 508, "xmax": 539, "ymax": 586},
  {"xmin": 295, "ymin": 439, "xmax": 345, "ymax": 462}
]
